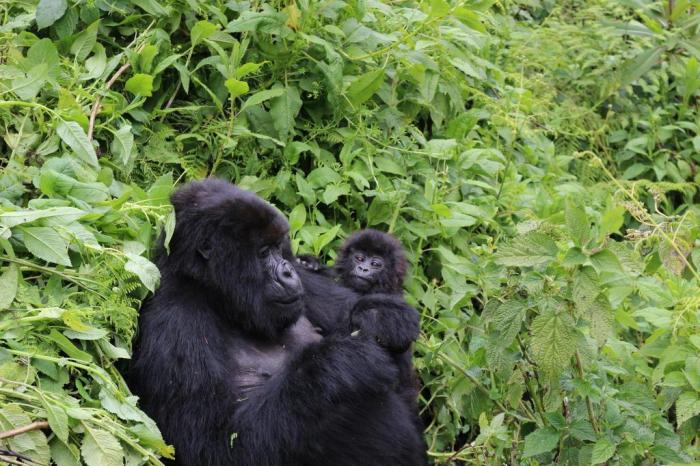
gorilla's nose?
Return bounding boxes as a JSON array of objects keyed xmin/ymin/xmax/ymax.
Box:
[
  {"xmin": 277, "ymin": 260, "xmax": 301, "ymax": 289},
  {"xmin": 356, "ymin": 265, "xmax": 370, "ymax": 276}
]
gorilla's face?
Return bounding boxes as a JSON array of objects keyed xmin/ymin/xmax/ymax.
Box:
[
  {"xmin": 166, "ymin": 179, "xmax": 304, "ymax": 338},
  {"xmin": 346, "ymin": 249, "xmax": 385, "ymax": 292}
]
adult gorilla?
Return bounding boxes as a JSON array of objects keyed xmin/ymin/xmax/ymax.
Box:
[{"xmin": 128, "ymin": 179, "xmax": 425, "ymax": 466}]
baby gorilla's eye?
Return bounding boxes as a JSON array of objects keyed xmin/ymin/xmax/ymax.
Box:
[
  {"xmin": 370, "ymin": 258, "xmax": 383, "ymax": 268},
  {"xmin": 355, "ymin": 254, "xmax": 365, "ymax": 262}
]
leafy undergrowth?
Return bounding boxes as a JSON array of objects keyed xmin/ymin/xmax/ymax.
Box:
[{"xmin": 0, "ymin": 0, "xmax": 698, "ymax": 464}]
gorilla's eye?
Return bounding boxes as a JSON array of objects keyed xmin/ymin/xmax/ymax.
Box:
[
  {"xmin": 370, "ymin": 258, "xmax": 383, "ymax": 268},
  {"xmin": 259, "ymin": 246, "xmax": 271, "ymax": 258},
  {"xmin": 355, "ymin": 254, "xmax": 365, "ymax": 262}
]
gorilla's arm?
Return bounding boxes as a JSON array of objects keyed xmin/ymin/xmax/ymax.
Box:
[
  {"xmin": 230, "ymin": 336, "xmax": 398, "ymax": 464},
  {"xmin": 351, "ymin": 293, "xmax": 420, "ymax": 353},
  {"xmin": 294, "ymin": 266, "xmax": 358, "ymax": 335}
]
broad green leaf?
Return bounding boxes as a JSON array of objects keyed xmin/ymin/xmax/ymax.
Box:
[
  {"xmin": 11, "ymin": 63, "xmax": 48, "ymax": 100},
  {"xmin": 289, "ymin": 205, "xmax": 306, "ymax": 234},
  {"xmin": 676, "ymin": 391, "xmax": 700, "ymax": 425},
  {"xmin": 70, "ymin": 20, "xmax": 99, "ymax": 62},
  {"xmin": 240, "ymin": 88, "xmax": 286, "ymax": 112},
  {"xmin": 43, "ymin": 329, "xmax": 92, "ymax": 362},
  {"xmin": 572, "ymin": 266, "xmax": 600, "ymax": 308},
  {"xmin": 565, "ymin": 198, "xmax": 588, "ymax": 246},
  {"xmin": 81, "ymin": 425, "xmax": 124, "ymax": 466},
  {"xmin": 36, "ymin": 0, "xmax": 67, "ymax": 29},
  {"xmin": 56, "ymin": 121, "xmax": 98, "ymax": 168},
  {"xmin": 270, "ymin": 86, "xmax": 302, "ymax": 142},
  {"xmin": 588, "ymin": 296, "xmax": 614, "ymax": 347},
  {"xmin": 124, "ymin": 253, "xmax": 160, "ymax": 292},
  {"xmin": 0, "ymin": 404, "xmax": 50, "ymax": 464},
  {"xmin": 125, "ymin": 73, "xmax": 154, "ymax": 96},
  {"xmin": 225, "ymin": 78, "xmax": 249, "ymax": 99},
  {"xmin": 620, "ymin": 46, "xmax": 664, "ymax": 87},
  {"xmin": 485, "ymin": 299, "xmax": 527, "ymax": 346},
  {"xmin": 346, "ymin": 69, "xmax": 384, "ymax": 108},
  {"xmin": 191, "ymin": 20, "xmax": 218, "ymax": 46},
  {"xmin": 522, "ymin": 427, "xmax": 559, "ymax": 458},
  {"xmin": 0, "ymin": 264, "xmax": 18, "ymax": 310},
  {"xmin": 19, "ymin": 226, "xmax": 71, "ymax": 266},
  {"xmin": 530, "ymin": 306, "xmax": 577, "ymax": 374},
  {"xmin": 111, "ymin": 124, "xmax": 134, "ymax": 165},
  {"xmin": 0, "ymin": 207, "xmax": 83, "ymax": 228},
  {"xmin": 495, "ymin": 231, "xmax": 558, "ymax": 267},
  {"xmin": 43, "ymin": 400, "xmax": 69, "ymax": 443},
  {"xmin": 591, "ymin": 438, "xmax": 616, "ymax": 464},
  {"xmin": 50, "ymin": 438, "xmax": 81, "ymax": 466},
  {"xmin": 600, "ymin": 205, "xmax": 625, "ymax": 237}
]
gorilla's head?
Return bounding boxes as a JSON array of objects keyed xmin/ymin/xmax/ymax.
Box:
[
  {"xmin": 335, "ymin": 229, "xmax": 407, "ymax": 294},
  {"xmin": 162, "ymin": 179, "xmax": 303, "ymax": 339}
]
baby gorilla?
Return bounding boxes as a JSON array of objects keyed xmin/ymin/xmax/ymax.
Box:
[{"xmin": 297, "ymin": 229, "xmax": 421, "ymax": 403}]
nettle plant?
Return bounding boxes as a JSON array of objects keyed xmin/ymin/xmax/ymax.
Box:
[{"xmin": 466, "ymin": 191, "xmax": 699, "ymax": 464}]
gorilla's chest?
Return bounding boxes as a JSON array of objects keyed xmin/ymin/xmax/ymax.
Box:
[{"xmin": 230, "ymin": 316, "xmax": 321, "ymax": 397}]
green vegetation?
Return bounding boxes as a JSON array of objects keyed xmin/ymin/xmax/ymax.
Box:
[{"xmin": 1, "ymin": 0, "xmax": 699, "ymax": 463}]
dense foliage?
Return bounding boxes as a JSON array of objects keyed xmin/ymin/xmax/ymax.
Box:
[{"xmin": 0, "ymin": 0, "xmax": 698, "ymax": 464}]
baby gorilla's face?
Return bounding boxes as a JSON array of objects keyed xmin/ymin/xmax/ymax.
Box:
[{"xmin": 347, "ymin": 249, "xmax": 385, "ymax": 292}]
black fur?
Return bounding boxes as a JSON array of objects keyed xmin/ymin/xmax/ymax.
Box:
[
  {"xmin": 296, "ymin": 229, "xmax": 423, "ymax": 425},
  {"xmin": 129, "ymin": 180, "xmax": 426, "ymax": 466}
]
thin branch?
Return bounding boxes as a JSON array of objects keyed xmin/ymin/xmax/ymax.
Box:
[
  {"xmin": 87, "ymin": 62, "xmax": 132, "ymax": 141},
  {"xmin": 0, "ymin": 421, "xmax": 49, "ymax": 440}
]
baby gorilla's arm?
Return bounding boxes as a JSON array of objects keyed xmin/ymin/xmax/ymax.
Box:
[{"xmin": 350, "ymin": 294, "xmax": 420, "ymax": 353}]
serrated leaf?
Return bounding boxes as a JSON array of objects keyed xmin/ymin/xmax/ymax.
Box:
[
  {"xmin": 0, "ymin": 404, "xmax": 50, "ymax": 464},
  {"xmin": 43, "ymin": 400, "xmax": 69, "ymax": 443},
  {"xmin": 588, "ymin": 296, "xmax": 614, "ymax": 347},
  {"xmin": 36, "ymin": 0, "xmax": 68, "ymax": 29},
  {"xmin": 570, "ymin": 419, "xmax": 596, "ymax": 441},
  {"xmin": 270, "ymin": 86, "xmax": 302, "ymax": 142},
  {"xmin": 572, "ymin": 266, "xmax": 600, "ymax": 309},
  {"xmin": 124, "ymin": 253, "xmax": 160, "ymax": 292},
  {"xmin": 110, "ymin": 124, "xmax": 134, "ymax": 165},
  {"xmin": 565, "ymin": 198, "xmax": 588, "ymax": 246},
  {"xmin": 346, "ymin": 69, "xmax": 384, "ymax": 107},
  {"xmin": 81, "ymin": 425, "xmax": 124, "ymax": 466},
  {"xmin": 191, "ymin": 20, "xmax": 218, "ymax": 46},
  {"xmin": 522, "ymin": 427, "xmax": 559, "ymax": 458},
  {"xmin": 125, "ymin": 73, "xmax": 154, "ymax": 96},
  {"xmin": 591, "ymin": 437, "xmax": 616, "ymax": 464},
  {"xmin": 0, "ymin": 264, "xmax": 18, "ymax": 310},
  {"xmin": 530, "ymin": 306, "xmax": 578, "ymax": 374},
  {"xmin": 56, "ymin": 121, "xmax": 98, "ymax": 168},
  {"xmin": 484, "ymin": 299, "xmax": 526, "ymax": 346},
  {"xmin": 240, "ymin": 88, "xmax": 286, "ymax": 112},
  {"xmin": 495, "ymin": 231, "xmax": 558, "ymax": 267},
  {"xmin": 19, "ymin": 226, "xmax": 71, "ymax": 266}
]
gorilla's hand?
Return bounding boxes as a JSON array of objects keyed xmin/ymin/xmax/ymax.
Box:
[
  {"xmin": 293, "ymin": 336, "xmax": 398, "ymax": 399},
  {"xmin": 350, "ymin": 294, "xmax": 420, "ymax": 353},
  {"xmin": 295, "ymin": 254, "xmax": 324, "ymax": 272}
]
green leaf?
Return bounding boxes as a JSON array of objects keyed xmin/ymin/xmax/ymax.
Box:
[
  {"xmin": 565, "ymin": 198, "xmax": 588, "ymax": 246},
  {"xmin": 43, "ymin": 400, "xmax": 69, "ymax": 443},
  {"xmin": 225, "ymin": 78, "xmax": 249, "ymax": 99},
  {"xmin": 270, "ymin": 86, "xmax": 302, "ymax": 142},
  {"xmin": 495, "ymin": 231, "xmax": 558, "ymax": 267},
  {"xmin": 56, "ymin": 121, "xmax": 98, "ymax": 168},
  {"xmin": 110, "ymin": 124, "xmax": 134, "ymax": 165},
  {"xmin": 11, "ymin": 63, "xmax": 48, "ymax": 100},
  {"xmin": 572, "ymin": 266, "xmax": 600, "ymax": 308},
  {"xmin": 19, "ymin": 226, "xmax": 71, "ymax": 266},
  {"xmin": 240, "ymin": 88, "xmax": 286, "ymax": 112},
  {"xmin": 43, "ymin": 329, "xmax": 93, "ymax": 362},
  {"xmin": 0, "ymin": 264, "xmax": 19, "ymax": 310},
  {"xmin": 599, "ymin": 205, "xmax": 625, "ymax": 237},
  {"xmin": 289, "ymin": 204, "xmax": 306, "ymax": 234},
  {"xmin": 346, "ymin": 69, "xmax": 384, "ymax": 108},
  {"xmin": 676, "ymin": 391, "xmax": 700, "ymax": 425},
  {"xmin": 191, "ymin": 20, "xmax": 218, "ymax": 46},
  {"xmin": 530, "ymin": 306, "xmax": 578, "ymax": 374},
  {"xmin": 484, "ymin": 299, "xmax": 526, "ymax": 346},
  {"xmin": 591, "ymin": 437, "xmax": 616, "ymax": 464},
  {"xmin": 125, "ymin": 73, "xmax": 154, "ymax": 96},
  {"xmin": 620, "ymin": 46, "xmax": 664, "ymax": 87},
  {"xmin": 522, "ymin": 427, "xmax": 559, "ymax": 458},
  {"xmin": 81, "ymin": 425, "xmax": 124, "ymax": 466},
  {"xmin": 36, "ymin": 0, "xmax": 67, "ymax": 29},
  {"xmin": 70, "ymin": 20, "xmax": 99, "ymax": 62},
  {"xmin": 124, "ymin": 253, "xmax": 160, "ymax": 292}
]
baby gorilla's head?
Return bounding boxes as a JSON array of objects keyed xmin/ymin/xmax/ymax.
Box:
[{"xmin": 335, "ymin": 229, "xmax": 407, "ymax": 294}]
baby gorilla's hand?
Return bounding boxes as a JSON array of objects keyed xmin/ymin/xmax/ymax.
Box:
[
  {"xmin": 350, "ymin": 294, "xmax": 420, "ymax": 353},
  {"xmin": 295, "ymin": 254, "xmax": 323, "ymax": 272}
]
